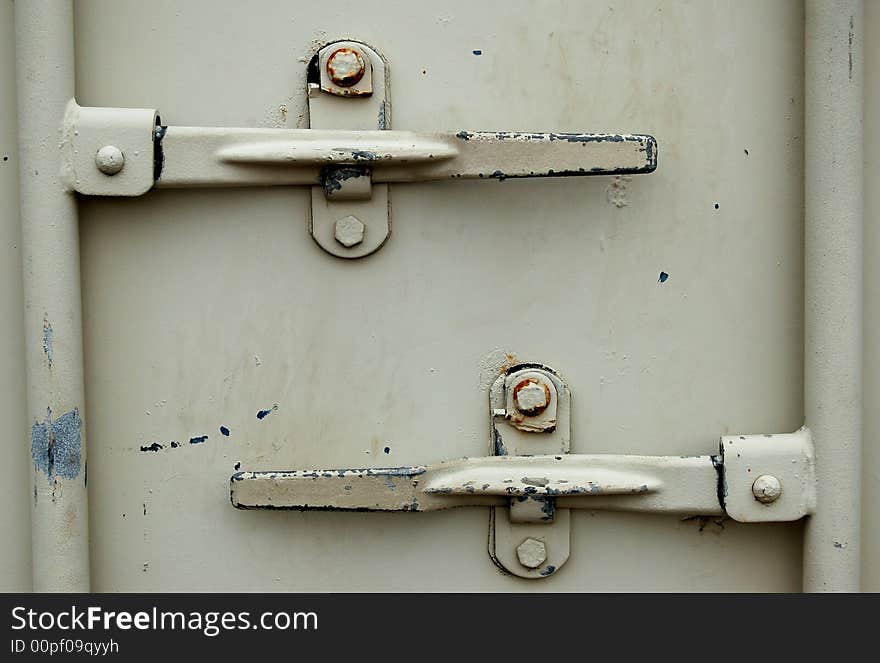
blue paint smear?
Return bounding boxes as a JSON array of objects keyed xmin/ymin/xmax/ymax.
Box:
[
  {"xmin": 256, "ymin": 405, "xmax": 277, "ymax": 420},
  {"xmin": 189, "ymin": 435, "xmax": 208, "ymax": 445},
  {"xmin": 473, "ymin": 49, "xmax": 482, "ymax": 55},
  {"xmin": 220, "ymin": 426, "xmax": 230, "ymax": 436},
  {"xmin": 31, "ymin": 408, "xmax": 82, "ymax": 481},
  {"xmin": 140, "ymin": 442, "xmax": 163, "ymax": 452},
  {"xmin": 658, "ymin": 271, "xmax": 669, "ymax": 283}
]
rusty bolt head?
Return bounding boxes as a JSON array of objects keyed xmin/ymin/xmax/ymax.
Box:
[
  {"xmin": 95, "ymin": 145, "xmax": 124, "ymax": 175},
  {"xmin": 752, "ymin": 475, "xmax": 782, "ymax": 504},
  {"xmin": 516, "ymin": 538, "xmax": 547, "ymax": 569},
  {"xmin": 326, "ymin": 48, "xmax": 366, "ymax": 87},
  {"xmin": 334, "ymin": 215, "xmax": 365, "ymax": 247},
  {"xmin": 513, "ymin": 378, "xmax": 552, "ymax": 417}
]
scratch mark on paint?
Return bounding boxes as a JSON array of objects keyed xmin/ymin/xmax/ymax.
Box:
[
  {"xmin": 42, "ymin": 317, "xmax": 53, "ymax": 368},
  {"xmin": 220, "ymin": 426, "xmax": 230, "ymax": 436},
  {"xmin": 189, "ymin": 435, "xmax": 208, "ymax": 445},
  {"xmin": 658, "ymin": 271, "xmax": 669, "ymax": 283},
  {"xmin": 31, "ymin": 408, "xmax": 82, "ymax": 481},
  {"xmin": 257, "ymin": 405, "xmax": 278, "ymax": 420},
  {"xmin": 849, "ymin": 15, "xmax": 854, "ymax": 81}
]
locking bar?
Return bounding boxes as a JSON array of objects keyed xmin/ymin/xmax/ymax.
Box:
[
  {"xmin": 230, "ymin": 453, "xmax": 722, "ymax": 515},
  {"xmin": 229, "ymin": 356, "xmax": 816, "ymax": 579},
  {"xmin": 63, "ymin": 104, "xmax": 657, "ymax": 196},
  {"xmin": 158, "ymin": 128, "xmax": 656, "ymax": 188},
  {"xmin": 230, "ymin": 432, "xmax": 816, "ymax": 523}
]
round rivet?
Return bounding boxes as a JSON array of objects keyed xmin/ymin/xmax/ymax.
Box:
[
  {"xmin": 752, "ymin": 475, "xmax": 782, "ymax": 504},
  {"xmin": 326, "ymin": 48, "xmax": 366, "ymax": 87},
  {"xmin": 95, "ymin": 145, "xmax": 124, "ymax": 175}
]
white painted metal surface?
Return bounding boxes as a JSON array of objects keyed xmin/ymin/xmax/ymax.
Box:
[
  {"xmin": 3, "ymin": 0, "xmax": 878, "ymax": 592},
  {"xmin": 803, "ymin": 0, "xmax": 863, "ymax": 592},
  {"xmin": 15, "ymin": 0, "xmax": 89, "ymax": 593}
]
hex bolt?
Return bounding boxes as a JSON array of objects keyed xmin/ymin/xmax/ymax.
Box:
[
  {"xmin": 752, "ymin": 474, "xmax": 782, "ymax": 504},
  {"xmin": 513, "ymin": 378, "xmax": 552, "ymax": 417},
  {"xmin": 326, "ymin": 47, "xmax": 366, "ymax": 88},
  {"xmin": 95, "ymin": 145, "xmax": 124, "ymax": 175},
  {"xmin": 516, "ymin": 538, "xmax": 547, "ymax": 569},
  {"xmin": 334, "ymin": 215, "xmax": 365, "ymax": 248}
]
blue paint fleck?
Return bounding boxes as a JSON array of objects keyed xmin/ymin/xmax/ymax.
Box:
[
  {"xmin": 714, "ymin": 203, "xmax": 720, "ymax": 210},
  {"xmin": 140, "ymin": 442, "xmax": 163, "ymax": 452},
  {"xmin": 234, "ymin": 462, "xmax": 241, "ymax": 471},
  {"xmin": 170, "ymin": 441, "xmax": 180, "ymax": 448},
  {"xmin": 220, "ymin": 426, "xmax": 230, "ymax": 436},
  {"xmin": 31, "ymin": 408, "xmax": 82, "ymax": 481},
  {"xmin": 189, "ymin": 435, "xmax": 208, "ymax": 445},
  {"xmin": 473, "ymin": 49, "xmax": 482, "ymax": 55},
  {"xmin": 42, "ymin": 318, "xmax": 53, "ymax": 368},
  {"xmin": 383, "ymin": 446, "xmax": 390, "ymax": 454},
  {"xmin": 658, "ymin": 271, "xmax": 669, "ymax": 283},
  {"xmin": 257, "ymin": 405, "xmax": 277, "ymax": 420}
]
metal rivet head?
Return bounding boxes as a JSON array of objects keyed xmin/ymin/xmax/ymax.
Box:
[
  {"xmin": 334, "ymin": 215, "xmax": 365, "ymax": 247},
  {"xmin": 513, "ymin": 378, "xmax": 551, "ymax": 417},
  {"xmin": 516, "ymin": 538, "xmax": 547, "ymax": 569},
  {"xmin": 326, "ymin": 48, "xmax": 366, "ymax": 87},
  {"xmin": 752, "ymin": 475, "xmax": 782, "ymax": 504},
  {"xmin": 95, "ymin": 145, "xmax": 125, "ymax": 175}
]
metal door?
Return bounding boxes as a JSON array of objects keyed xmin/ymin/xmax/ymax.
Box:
[{"xmin": 1, "ymin": 0, "xmax": 874, "ymax": 592}]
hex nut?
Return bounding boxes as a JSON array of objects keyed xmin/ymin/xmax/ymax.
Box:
[
  {"xmin": 752, "ymin": 474, "xmax": 782, "ymax": 504},
  {"xmin": 513, "ymin": 378, "xmax": 551, "ymax": 417},
  {"xmin": 326, "ymin": 48, "xmax": 366, "ymax": 87},
  {"xmin": 516, "ymin": 537, "xmax": 547, "ymax": 569},
  {"xmin": 334, "ymin": 215, "xmax": 365, "ymax": 248},
  {"xmin": 95, "ymin": 145, "xmax": 124, "ymax": 175}
]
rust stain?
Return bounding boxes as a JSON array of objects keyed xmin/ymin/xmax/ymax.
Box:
[
  {"xmin": 326, "ymin": 47, "xmax": 366, "ymax": 87},
  {"xmin": 512, "ymin": 378, "xmax": 551, "ymax": 417}
]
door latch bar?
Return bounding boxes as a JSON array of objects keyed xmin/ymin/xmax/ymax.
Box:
[
  {"xmin": 60, "ymin": 40, "xmax": 657, "ymax": 260},
  {"xmin": 230, "ymin": 362, "xmax": 816, "ymax": 579}
]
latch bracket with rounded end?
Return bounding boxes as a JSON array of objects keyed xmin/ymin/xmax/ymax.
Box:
[
  {"xmin": 308, "ymin": 40, "xmax": 390, "ymax": 259},
  {"xmin": 488, "ymin": 364, "xmax": 572, "ymax": 579}
]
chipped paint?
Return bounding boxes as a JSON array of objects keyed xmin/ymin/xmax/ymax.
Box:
[
  {"xmin": 31, "ymin": 408, "xmax": 82, "ymax": 481},
  {"xmin": 606, "ymin": 175, "xmax": 631, "ymax": 208},
  {"xmin": 257, "ymin": 404, "xmax": 278, "ymax": 420},
  {"xmin": 42, "ymin": 317, "xmax": 53, "ymax": 368}
]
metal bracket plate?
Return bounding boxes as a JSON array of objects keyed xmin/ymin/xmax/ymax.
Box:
[
  {"xmin": 63, "ymin": 102, "xmax": 157, "ymax": 196},
  {"xmin": 720, "ymin": 428, "xmax": 816, "ymax": 522},
  {"xmin": 489, "ymin": 364, "xmax": 571, "ymax": 579},
  {"xmin": 308, "ymin": 40, "xmax": 390, "ymax": 259}
]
